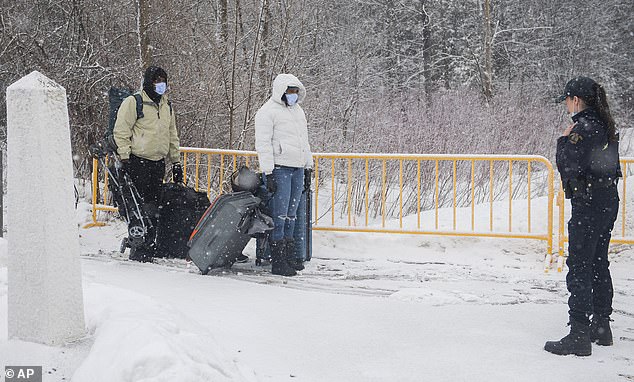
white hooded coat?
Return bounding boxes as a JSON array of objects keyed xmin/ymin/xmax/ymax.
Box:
[{"xmin": 255, "ymin": 74, "xmax": 313, "ymax": 174}]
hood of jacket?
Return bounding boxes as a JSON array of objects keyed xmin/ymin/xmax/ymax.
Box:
[
  {"xmin": 271, "ymin": 73, "xmax": 306, "ymax": 106},
  {"xmin": 143, "ymin": 66, "xmax": 168, "ymax": 104}
]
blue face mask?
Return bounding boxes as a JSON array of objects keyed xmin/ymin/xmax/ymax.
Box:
[
  {"xmin": 285, "ymin": 93, "xmax": 299, "ymax": 106},
  {"xmin": 155, "ymin": 82, "xmax": 167, "ymax": 95}
]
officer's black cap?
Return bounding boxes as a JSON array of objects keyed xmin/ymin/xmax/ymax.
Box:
[{"xmin": 557, "ymin": 76, "xmax": 596, "ymax": 102}]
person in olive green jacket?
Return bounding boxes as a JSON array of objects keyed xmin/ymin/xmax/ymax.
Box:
[{"xmin": 113, "ymin": 65, "xmax": 182, "ymax": 262}]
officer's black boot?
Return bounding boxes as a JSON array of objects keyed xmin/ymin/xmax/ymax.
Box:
[
  {"xmin": 544, "ymin": 319, "xmax": 592, "ymax": 356},
  {"xmin": 270, "ymin": 240, "xmax": 296, "ymax": 277},
  {"xmin": 590, "ymin": 316, "xmax": 613, "ymax": 346},
  {"xmin": 285, "ymin": 238, "xmax": 304, "ymax": 271}
]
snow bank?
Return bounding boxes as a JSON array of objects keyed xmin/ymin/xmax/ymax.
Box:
[{"xmin": 73, "ymin": 282, "xmax": 256, "ymax": 382}]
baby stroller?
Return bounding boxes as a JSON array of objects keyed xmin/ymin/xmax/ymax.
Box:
[{"xmin": 88, "ymin": 136, "xmax": 154, "ymax": 255}]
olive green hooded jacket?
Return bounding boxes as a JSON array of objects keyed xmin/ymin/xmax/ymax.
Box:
[{"xmin": 113, "ymin": 90, "xmax": 180, "ymax": 163}]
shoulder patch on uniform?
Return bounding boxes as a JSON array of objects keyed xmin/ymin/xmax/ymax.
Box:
[{"xmin": 569, "ymin": 132, "xmax": 583, "ymax": 144}]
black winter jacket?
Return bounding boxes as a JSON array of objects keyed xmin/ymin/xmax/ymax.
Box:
[{"xmin": 556, "ymin": 108, "xmax": 621, "ymax": 199}]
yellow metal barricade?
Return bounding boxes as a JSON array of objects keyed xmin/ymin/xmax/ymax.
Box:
[
  {"xmin": 178, "ymin": 147, "xmax": 258, "ymax": 196},
  {"xmin": 554, "ymin": 158, "xmax": 634, "ymax": 272},
  {"xmin": 84, "ymin": 156, "xmax": 117, "ymax": 228},
  {"xmin": 311, "ymin": 153, "xmax": 554, "ymax": 262}
]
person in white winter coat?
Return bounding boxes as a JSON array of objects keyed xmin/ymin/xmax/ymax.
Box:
[{"xmin": 255, "ymin": 73, "xmax": 313, "ymax": 276}]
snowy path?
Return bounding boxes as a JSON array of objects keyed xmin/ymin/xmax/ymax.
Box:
[
  {"xmin": 78, "ymin": 246, "xmax": 634, "ymax": 382},
  {"xmin": 77, "ymin": 225, "xmax": 634, "ymax": 382},
  {"xmin": 2, "ymin": 218, "xmax": 634, "ymax": 381}
]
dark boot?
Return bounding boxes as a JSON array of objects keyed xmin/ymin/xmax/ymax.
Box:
[
  {"xmin": 285, "ymin": 238, "xmax": 304, "ymax": 271},
  {"xmin": 590, "ymin": 316, "xmax": 613, "ymax": 346},
  {"xmin": 544, "ymin": 319, "xmax": 592, "ymax": 356},
  {"xmin": 270, "ymin": 240, "xmax": 296, "ymax": 276},
  {"xmin": 129, "ymin": 246, "xmax": 154, "ymax": 263}
]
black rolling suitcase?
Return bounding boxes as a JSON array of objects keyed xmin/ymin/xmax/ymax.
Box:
[
  {"xmin": 296, "ymin": 187, "xmax": 312, "ymax": 261},
  {"xmin": 188, "ymin": 191, "xmax": 273, "ymax": 274},
  {"xmin": 155, "ymin": 183, "xmax": 210, "ymax": 259}
]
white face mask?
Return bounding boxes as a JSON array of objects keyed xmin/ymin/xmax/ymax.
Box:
[
  {"xmin": 155, "ymin": 82, "xmax": 167, "ymax": 95},
  {"xmin": 285, "ymin": 93, "xmax": 299, "ymax": 106}
]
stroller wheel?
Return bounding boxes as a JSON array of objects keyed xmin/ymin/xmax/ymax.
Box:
[
  {"xmin": 129, "ymin": 225, "xmax": 146, "ymax": 239},
  {"xmin": 120, "ymin": 237, "xmax": 130, "ymax": 253}
]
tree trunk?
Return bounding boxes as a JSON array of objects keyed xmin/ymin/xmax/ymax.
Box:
[
  {"xmin": 137, "ymin": 0, "xmax": 151, "ymax": 70},
  {"xmin": 219, "ymin": 0, "xmax": 228, "ymax": 41},
  {"xmin": 482, "ymin": 0, "xmax": 494, "ymax": 101}
]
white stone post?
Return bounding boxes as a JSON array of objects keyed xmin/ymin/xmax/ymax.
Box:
[{"xmin": 6, "ymin": 71, "xmax": 85, "ymax": 345}]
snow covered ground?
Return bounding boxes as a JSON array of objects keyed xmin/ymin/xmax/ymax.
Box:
[{"xmin": 1, "ymin": 201, "xmax": 634, "ymax": 382}]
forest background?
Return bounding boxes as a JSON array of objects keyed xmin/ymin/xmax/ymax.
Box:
[{"xmin": 1, "ymin": 0, "xmax": 632, "ymax": 179}]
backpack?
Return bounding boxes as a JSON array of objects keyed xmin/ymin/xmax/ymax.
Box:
[{"xmin": 106, "ymin": 87, "xmax": 144, "ymax": 139}]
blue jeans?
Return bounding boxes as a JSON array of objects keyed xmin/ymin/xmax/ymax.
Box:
[{"xmin": 269, "ymin": 166, "xmax": 304, "ymax": 242}]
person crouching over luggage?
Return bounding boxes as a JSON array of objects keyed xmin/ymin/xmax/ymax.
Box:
[
  {"xmin": 114, "ymin": 65, "xmax": 182, "ymax": 262},
  {"xmin": 255, "ymin": 74, "xmax": 313, "ymax": 276}
]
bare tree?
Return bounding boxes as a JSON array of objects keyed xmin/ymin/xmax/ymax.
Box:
[
  {"xmin": 481, "ymin": 0, "xmax": 494, "ymax": 101},
  {"xmin": 0, "ymin": 0, "xmax": 631, "ymax": 181},
  {"xmin": 136, "ymin": 0, "xmax": 151, "ymax": 70}
]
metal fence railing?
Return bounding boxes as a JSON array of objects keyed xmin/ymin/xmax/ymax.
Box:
[
  {"xmin": 83, "ymin": 149, "xmax": 633, "ymax": 273},
  {"xmin": 310, "ymin": 153, "xmax": 554, "ymax": 256}
]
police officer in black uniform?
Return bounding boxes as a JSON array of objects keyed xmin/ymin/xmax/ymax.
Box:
[{"xmin": 545, "ymin": 77, "xmax": 621, "ymax": 356}]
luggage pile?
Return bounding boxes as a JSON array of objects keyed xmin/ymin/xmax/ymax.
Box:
[
  {"xmin": 187, "ymin": 166, "xmax": 312, "ymax": 275},
  {"xmin": 187, "ymin": 166, "xmax": 272, "ymax": 273},
  {"xmin": 89, "ymin": 139, "xmax": 311, "ymax": 274},
  {"xmin": 187, "ymin": 190, "xmax": 272, "ymax": 273}
]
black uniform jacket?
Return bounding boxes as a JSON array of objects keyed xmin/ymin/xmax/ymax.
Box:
[{"xmin": 556, "ymin": 108, "xmax": 621, "ymax": 199}]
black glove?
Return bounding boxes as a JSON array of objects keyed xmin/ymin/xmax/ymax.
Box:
[
  {"xmin": 304, "ymin": 168, "xmax": 312, "ymax": 191},
  {"xmin": 117, "ymin": 159, "xmax": 129, "ymax": 182},
  {"xmin": 88, "ymin": 140, "xmax": 108, "ymax": 158},
  {"xmin": 266, "ymin": 173, "xmax": 277, "ymax": 194},
  {"xmin": 119, "ymin": 159, "xmax": 129, "ymax": 173},
  {"xmin": 172, "ymin": 163, "xmax": 183, "ymax": 184}
]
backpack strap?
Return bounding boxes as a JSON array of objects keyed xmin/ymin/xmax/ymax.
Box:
[
  {"xmin": 133, "ymin": 94, "xmax": 144, "ymax": 119},
  {"xmin": 131, "ymin": 92, "xmax": 171, "ymax": 118}
]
